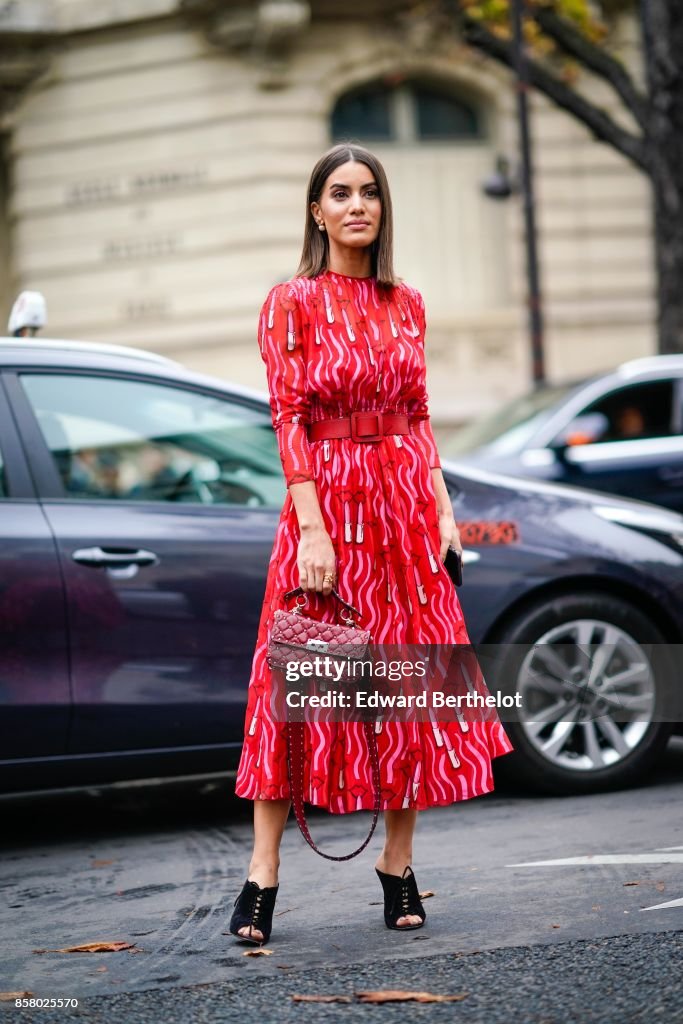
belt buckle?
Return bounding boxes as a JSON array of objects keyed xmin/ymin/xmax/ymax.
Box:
[{"xmin": 350, "ymin": 410, "xmax": 383, "ymax": 442}]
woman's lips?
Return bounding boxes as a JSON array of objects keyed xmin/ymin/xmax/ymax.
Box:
[{"xmin": 347, "ymin": 222, "xmax": 370, "ymax": 229}]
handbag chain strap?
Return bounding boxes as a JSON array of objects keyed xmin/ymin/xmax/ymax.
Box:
[{"xmin": 286, "ymin": 718, "xmax": 382, "ymax": 861}]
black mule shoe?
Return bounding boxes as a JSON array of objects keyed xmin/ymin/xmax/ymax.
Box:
[
  {"xmin": 375, "ymin": 865, "xmax": 426, "ymax": 931},
  {"xmin": 229, "ymin": 878, "xmax": 279, "ymax": 945}
]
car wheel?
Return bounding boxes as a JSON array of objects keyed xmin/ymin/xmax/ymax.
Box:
[{"xmin": 488, "ymin": 592, "xmax": 675, "ymax": 795}]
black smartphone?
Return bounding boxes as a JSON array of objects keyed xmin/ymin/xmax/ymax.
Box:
[{"xmin": 444, "ymin": 546, "xmax": 463, "ymax": 587}]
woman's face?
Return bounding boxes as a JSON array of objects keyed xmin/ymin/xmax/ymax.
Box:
[{"xmin": 311, "ymin": 160, "xmax": 382, "ymax": 251}]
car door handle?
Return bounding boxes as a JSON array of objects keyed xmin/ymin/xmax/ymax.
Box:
[{"xmin": 72, "ymin": 547, "xmax": 160, "ymax": 568}]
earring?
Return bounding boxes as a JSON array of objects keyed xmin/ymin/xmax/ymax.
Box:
[{"xmin": 318, "ymin": 222, "xmax": 326, "ymax": 232}]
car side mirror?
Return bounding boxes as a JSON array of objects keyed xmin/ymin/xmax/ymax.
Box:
[{"xmin": 549, "ymin": 412, "xmax": 610, "ymax": 459}]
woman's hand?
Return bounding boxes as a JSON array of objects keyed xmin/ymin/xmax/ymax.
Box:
[
  {"xmin": 297, "ymin": 524, "xmax": 338, "ymax": 595},
  {"xmin": 438, "ymin": 509, "xmax": 463, "ymax": 562}
]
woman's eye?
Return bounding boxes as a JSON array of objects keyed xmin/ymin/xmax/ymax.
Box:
[{"xmin": 332, "ymin": 189, "xmax": 378, "ymax": 199}]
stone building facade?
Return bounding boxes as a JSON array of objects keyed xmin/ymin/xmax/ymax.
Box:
[{"xmin": 0, "ymin": 0, "xmax": 655, "ymax": 425}]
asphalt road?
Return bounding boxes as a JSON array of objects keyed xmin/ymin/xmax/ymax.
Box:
[{"xmin": 2, "ymin": 739, "xmax": 682, "ymax": 1023}]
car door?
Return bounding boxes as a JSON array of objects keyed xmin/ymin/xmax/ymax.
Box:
[
  {"xmin": 0, "ymin": 376, "xmax": 70, "ymax": 767},
  {"xmin": 551, "ymin": 378, "xmax": 683, "ymax": 511},
  {"xmin": 6, "ymin": 368, "xmax": 285, "ymax": 756}
]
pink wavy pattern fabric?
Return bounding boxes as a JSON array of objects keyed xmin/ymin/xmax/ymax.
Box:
[{"xmin": 235, "ymin": 270, "xmax": 515, "ymax": 811}]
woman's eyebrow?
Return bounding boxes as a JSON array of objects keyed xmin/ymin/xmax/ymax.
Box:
[{"xmin": 328, "ymin": 181, "xmax": 378, "ymax": 190}]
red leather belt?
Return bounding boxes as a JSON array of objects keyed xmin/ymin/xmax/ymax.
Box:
[{"xmin": 307, "ymin": 410, "xmax": 410, "ymax": 443}]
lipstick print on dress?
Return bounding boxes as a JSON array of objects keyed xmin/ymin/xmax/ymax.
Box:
[
  {"xmin": 441, "ymin": 728, "xmax": 461, "ymax": 769},
  {"xmin": 341, "ymin": 305, "xmax": 356, "ymax": 342},
  {"xmin": 248, "ymin": 695, "xmax": 262, "ymax": 736},
  {"xmin": 413, "ymin": 563, "xmax": 428, "ymax": 606},
  {"xmin": 355, "ymin": 501, "xmax": 364, "ymax": 544},
  {"xmin": 323, "ymin": 287, "xmax": 334, "ymax": 324},
  {"xmin": 416, "ymin": 511, "xmax": 440, "ymax": 574}
]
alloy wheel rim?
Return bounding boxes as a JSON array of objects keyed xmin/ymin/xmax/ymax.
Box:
[{"xmin": 516, "ymin": 618, "xmax": 656, "ymax": 773}]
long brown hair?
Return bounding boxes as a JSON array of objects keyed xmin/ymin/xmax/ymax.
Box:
[{"xmin": 295, "ymin": 144, "xmax": 400, "ymax": 290}]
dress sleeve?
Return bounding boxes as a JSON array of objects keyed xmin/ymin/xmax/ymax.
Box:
[
  {"xmin": 406, "ymin": 288, "xmax": 442, "ymax": 470},
  {"xmin": 258, "ymin": 281, "xmax": 315, "ymax": 487}
]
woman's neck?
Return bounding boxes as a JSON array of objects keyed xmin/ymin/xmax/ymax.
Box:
[{"xmin": 325, "ymin": 243, "xmax": 372, "ymax": 279}]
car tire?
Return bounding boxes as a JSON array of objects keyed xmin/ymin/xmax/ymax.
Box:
[{"xmin": 488, "ymin": 592, "xmax": 675, "ymax": 795}]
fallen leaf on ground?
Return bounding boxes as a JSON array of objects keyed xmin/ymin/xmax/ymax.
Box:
[
  {"xmin": 418, "ymin": 890, "xmax": 435, "ymax": 899},
  {"xmin": 0, "ymin": 992, "xmax": 33, "ymax": 1001},
  {"xmin": 356, "ymin": 990, "xmax": 468, "ymax": 1004},
  {"xmin": 655, "ymin": 882, "xmax": 666, "ymax": 892},
  {"xmin": 32, "ymin": 941, "xmax": 137, "ymax": 954},
  {"xmin": 292, "ymin": 995, "xmax": 353, "ymax": 1003},
  {"xmin": 243, "ymin": 948, "xmax": 274, "ymax": 957},
  {"xmin": 550, "ymin": 924, "xmax": 561, "ymax": 929},
  {"xmin": 274, "ymin": 907, "xmax": 300, "ymax": 917},
  {"xmin": 90, "ymin": 859, "xmax": 116, "ymax": 867},
  {"xmin": 623, "ymin": 881, "xmax": 641, "ymax": 887}
]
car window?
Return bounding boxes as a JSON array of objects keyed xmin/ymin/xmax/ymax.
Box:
[
  {"xmin": 20, "ymin": 373, "xmax": 287, "ymax": 508},
  {"xmin": 575, "ymin": 380, "xmax": 675, "ymax": 444},
  {"xmin": 441, "ymin": 381, "xmax": 578, "ymax": 458}
]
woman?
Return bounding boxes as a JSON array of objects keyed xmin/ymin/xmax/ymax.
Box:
[{"xmin": 230, "ymin": 143, "xmax": 514, "ymax": 944}]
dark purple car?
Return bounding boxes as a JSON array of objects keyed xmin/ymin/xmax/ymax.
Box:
[{"xmin": 1, "ymin": 338, "xmax": 681, "ymax": 796}]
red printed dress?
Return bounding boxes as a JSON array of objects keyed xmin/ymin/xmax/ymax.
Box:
[{"xmin": 234, "ymin": 269, "xmax": 514, "ymax": 811}]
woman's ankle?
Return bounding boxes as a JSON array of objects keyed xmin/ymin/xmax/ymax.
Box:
[
  {"xmin": 247, "ymin": 857, "xmax": 280, "ymax": 887},
  {"xmin": 375, "ymin": 849, "xmax": 414, "ymax": 875}
]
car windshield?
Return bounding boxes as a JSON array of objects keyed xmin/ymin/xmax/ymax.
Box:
[{"xmin": 442, "ymin": 381, "xmax": 579, "ymax": 457}]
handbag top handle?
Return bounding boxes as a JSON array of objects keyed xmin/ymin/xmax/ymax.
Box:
[{"xmin": 282, "ymin": 585, "xmax": 363, "ymax": 626}]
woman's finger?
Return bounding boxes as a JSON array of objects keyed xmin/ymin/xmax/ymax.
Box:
[{"xmin": 298, "ymin": 554, "xmax": 311, "ymax": 590}]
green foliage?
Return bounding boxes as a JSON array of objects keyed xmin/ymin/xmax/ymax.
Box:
[{"xmin": 458, "ymin": 0, "xmax": 632, "ymax": 81}]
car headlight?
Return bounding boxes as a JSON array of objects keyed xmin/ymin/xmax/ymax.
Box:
[{"xmin": 592, "ymin": 504, "xmax": 683, "ymax": 554}]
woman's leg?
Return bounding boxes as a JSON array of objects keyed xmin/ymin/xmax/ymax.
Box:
[
  {"xmin": 237, "ymin": 797, "xmax": 291, "ymax": 941},
  {"xmin": 374, "ymin": 808, "xmax": 422, "ymax": 927}
]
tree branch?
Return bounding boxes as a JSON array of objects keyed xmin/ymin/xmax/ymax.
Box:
[
  {"xmin": 460, "ymin": 17, "xmax": 649, "ymax": 173},
  {"xmin": 534, "ymin": 7, "xmax": 650, "ymax": 132}
]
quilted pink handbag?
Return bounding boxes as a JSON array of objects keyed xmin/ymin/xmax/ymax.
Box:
[{"xmin": 266, "ymin": 586, "xmax": 381, "ymax": 860}]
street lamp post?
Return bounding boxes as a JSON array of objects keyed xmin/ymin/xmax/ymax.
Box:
[{"xmin": 511, "ymin": 0, "xmax": 546, "ymax": 386}]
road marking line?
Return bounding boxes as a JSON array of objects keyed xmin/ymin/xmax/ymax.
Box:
[
  {"xmin": 640, "ymin": 897, "xmax": 683, "ymax": 911},
  {"xmin": 507, "ymin": 854, "xmax": 683, "ymax": 866}
]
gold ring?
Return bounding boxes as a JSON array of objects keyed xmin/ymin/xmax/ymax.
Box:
[{"xmin": 323, "ymin": 573, "xmax": 336, "ymax": 583}]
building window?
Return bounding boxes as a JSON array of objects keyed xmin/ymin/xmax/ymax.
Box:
[{"xmin": 331, "ymin": 79, "xmax": 483, "ymax": 143}]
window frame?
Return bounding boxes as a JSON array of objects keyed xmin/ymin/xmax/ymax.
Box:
[{"xmin": 331, "ymin": 78, "xmax": 485, "ymax": 145}]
